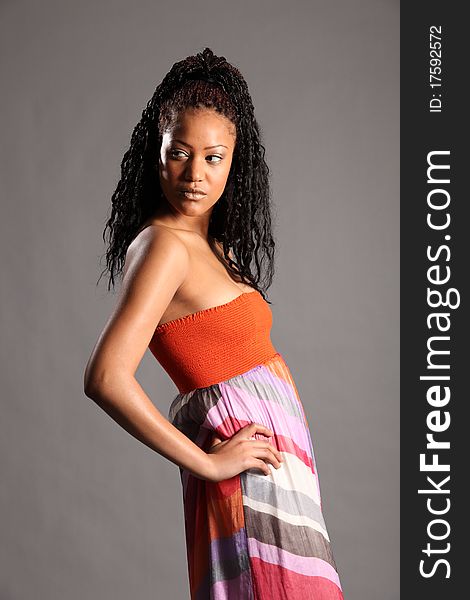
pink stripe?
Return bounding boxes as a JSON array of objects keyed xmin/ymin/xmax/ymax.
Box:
[
  {"xmin": 210, "ymin": 568, "xmax": 254, "ymax": 600},
  {"xmin": 204, "ymin": 383, "xmax": 312, "ymax": 457},
  {"xmin": 245, "ymin": 364, "xmax": 299, "ymax": 403},
  {"xmin": 247, "ymin": 537, "xmax": 342, "ymax": 591}
]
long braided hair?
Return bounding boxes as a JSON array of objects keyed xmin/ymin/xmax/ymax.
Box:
[{"xmin": 98, "ymin": 47, "xmax": 276, "ymax": 302}]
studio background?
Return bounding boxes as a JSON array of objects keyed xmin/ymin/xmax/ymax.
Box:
[{"xmin": 0, "ymin": 1, "xmax": 399, "ymax": 598}]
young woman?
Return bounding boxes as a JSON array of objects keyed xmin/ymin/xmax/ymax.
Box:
[{"xmin": 84, "ymin": 47, "xmax": 344, "ymax": 600}]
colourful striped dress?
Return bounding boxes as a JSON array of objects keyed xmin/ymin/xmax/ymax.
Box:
[{"xmin": 149, "ymin": 290, "xmax": 344, "ymax": 599}]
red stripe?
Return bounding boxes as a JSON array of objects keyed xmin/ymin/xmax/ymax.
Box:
[{"xmin": 250, "ymin": 557, "xmax": 344, "ymax": 600}]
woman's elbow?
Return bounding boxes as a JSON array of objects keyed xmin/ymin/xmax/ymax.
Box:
[
  {"xmin": 83, "ymin": 364, "xmax": 130, "ymax": 401},
  {"xmin": 83, "ymin": 370, "xmax": 100, "ymax": 399},
  {"xmin": 83, "ymin": 363, "xmax": 107, "ymax": 400}
]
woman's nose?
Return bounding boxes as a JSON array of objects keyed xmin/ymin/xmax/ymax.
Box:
[{"xmin": 184, "ymin": 157, "xmax": 204, "ymax": 181}]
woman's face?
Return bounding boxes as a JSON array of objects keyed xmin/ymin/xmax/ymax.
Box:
[{"xmin": 158, "ymin": 107, "xmax": 236, "ymax": 220}]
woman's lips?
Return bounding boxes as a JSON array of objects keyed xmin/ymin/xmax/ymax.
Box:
[{"xmin": 179, "ymin": 191, "xmax": 207, "ymax": 199}]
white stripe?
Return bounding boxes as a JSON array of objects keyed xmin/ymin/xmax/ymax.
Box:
[
  {"xmin": 245, "ymin": 452, "xmax": 321, "ymax": 506},
  {"xmin": 242, "ymin": 494, "xmax": 330, "ymax": 542}
]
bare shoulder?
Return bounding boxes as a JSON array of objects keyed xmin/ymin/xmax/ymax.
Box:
[{"xmin": 124, "ymin": 223, "xmax": 189, "ymax": 281}]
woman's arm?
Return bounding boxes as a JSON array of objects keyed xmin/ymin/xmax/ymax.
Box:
[{"xmin": 83, "ymin": 225, "xmax": 214, "ymax": 480}]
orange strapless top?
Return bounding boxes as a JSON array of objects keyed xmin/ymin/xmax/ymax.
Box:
[{"xmin": 148, "ymin": 290, "xmax": 278, "ymax": 393}]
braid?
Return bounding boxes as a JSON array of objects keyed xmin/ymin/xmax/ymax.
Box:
[{"xmin": 98, "ymin": 47, "xmax": 276, "ymax": 302}]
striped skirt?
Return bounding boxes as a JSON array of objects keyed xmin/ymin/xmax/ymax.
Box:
[{"xmin": 168, "ymin": 352, "xmax": 344, "ymax": 599}]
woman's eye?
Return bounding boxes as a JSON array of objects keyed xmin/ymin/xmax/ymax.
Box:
[
  {"xmin": 170, "ymin": 150, "xmax": 186, "ymax": 158},
  {"xmin": 207, "ymin": 155, "xmax": 223, "ymax": 163}
]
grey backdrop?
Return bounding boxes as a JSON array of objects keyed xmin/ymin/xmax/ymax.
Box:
[{"xmin": 0, "ymin": 1, "xmax": 399, "ymax": 598}]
